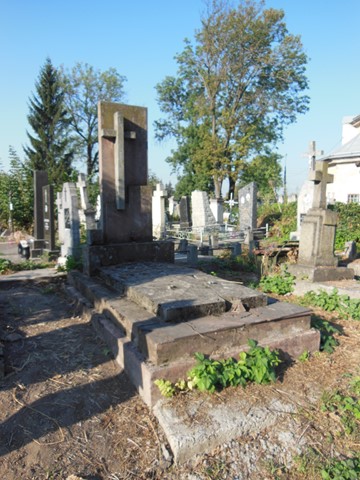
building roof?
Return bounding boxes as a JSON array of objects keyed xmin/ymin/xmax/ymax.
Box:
[{"xmin": 320, "ymin": 131, "xmax": 360, "ymax": 163}]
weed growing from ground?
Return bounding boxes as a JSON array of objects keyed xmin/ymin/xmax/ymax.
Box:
[
  {"xmin": 301, "ymin": 289, "xmax": 360, "ymax": 321},
  {"xmin": 155, "ymin": 340, "xmax": 281, "ymax": 397},
  {"xmin": 259, "ymin": 267, "xmax": 295, "ymax": 295}
]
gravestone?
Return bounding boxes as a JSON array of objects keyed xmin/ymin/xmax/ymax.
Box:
[
  {"xmin": 57, "ymin": 183, "xmax": 81, "ymax": 261},
  {"xmin": 290, "ymin": 181, "xmax": 314, "ymax": 240},
  {"xmin": 210, "ymin": 198, "xmax": 224, "ymax": 224},
  {"xmin": 42, "ymin": 185, "xmax": 56, "ymax": 251},
  {"xmin": 152, "ymin": 183, "xmax": 167, "ymax": 239},
  {"xmin": 77, "ymin": 173, "xmax": 96, "ymax": 230},
  {"xmin": 238, "ymin": 182, "xmax": 257, "ymax": 244},
  {"xmin": 30, "ymin": 170, "xmax": 48, "ymax": 258},
  {"xmin": 83, "ymin": 102, "xmax": 173, "ymax": 275},
  {"xmin": 179, "ymin": 196, "xmax": 191, "ymax": 229},
  {"xmin": 289, "ymin": 161, "xmax": 354, "ymax": 281},
  {"xmin": 191, "ymin": 190, "xmax": 216, "ymax": 228}
]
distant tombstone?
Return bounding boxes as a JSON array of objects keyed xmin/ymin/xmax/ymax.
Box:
[
  {"xmin": 33, "ymin": 170, "xmax": 48, "ymax": 240},
  {"xmin": 42, "ymin": 185, "xmax": 56, "ymax": 251},
  {"xmin": 210, "ymin": 198, "xmax": 224, "ymax": 224},
  {"xmin": 191, "ymin": 191, "xmax": 216, "ymax": 228},
  {"xmin": 290, "ymin": 181, "xmax": 314, "ymax": 240},
  {"xmin": 152, "ymin": 183, "xmax": 167, "ymax": 239},
  {"xmin": 58, "ymin": 183, "xmax": 81, "ymax": 259},
  {"xmin": 238, "ymin": 182, "xmax": 257, "ymax": 238},
  {"xmin": 179, "ymin": 196, "xmax": 192, "ymax": 229},
  {"xmin": 76, "ymin": 173, "xmax": 96, "ymax": 230}
]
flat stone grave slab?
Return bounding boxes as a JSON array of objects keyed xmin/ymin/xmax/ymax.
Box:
[{"xmin": 99, "ymin": 262, "xmax": 267, "ymax": 321}]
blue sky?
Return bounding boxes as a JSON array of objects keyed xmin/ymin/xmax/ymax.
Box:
[{"xmin": 0, "ymin": 0, "xmax": 359, "ymax": 195}]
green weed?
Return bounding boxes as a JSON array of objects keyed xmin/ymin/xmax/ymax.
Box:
[
  {"xmin": 259, "ymin": 268, "xmax": 295, "ymax": 295},
  {"xmin": 155, "ymin": 340, "xmax": 281, "ymax": 397},
  {"xmin": 302, "ymin": 289, "xmax": 360, "ymax": 321}
]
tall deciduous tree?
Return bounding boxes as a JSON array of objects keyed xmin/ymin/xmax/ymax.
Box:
[
  {"xmin": 155, "ymin": 0, "xmax": 309, "ymax": 199},
  {"xmin": 24, "ymin": 57, "xmax": 74, "ymax": 190},
  {"xmin": 239, "ymin": 152, "xmax": 283, "ymax": 203},
  {"xmin": 0, "ymin": 147, "xmax": 33, "ymax": 230},
  {"xmin": 61, "ymin": 63, "xmax": 127, "ymax": 178}
]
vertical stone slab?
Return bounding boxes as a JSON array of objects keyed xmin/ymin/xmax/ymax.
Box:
[
  {"xmin": 191, "ymin": 191, "xmax": 216, "ymax": 228},
  {"xmin": 42, "ymin": 185, "xmax": 55, "ymax": 251},
  {"xmin": 34, "ymin": 170, "xmax": 48, "ymax": 240},
  {"xmin": 152, "ymin": 183, "xmax": 167, "ymax": 239},
  {"xmin": 58, "ymin": 183, "xmax": 81, "ymax": 259},
  {"xmin": 98, "ymin": 102, "xmax": 152, "ymax": 243},
  {"xmin": 179, "ymin": 196, "xmax": 192, "ymax": 229},
  {"xmin": 238, "ymin": 182, "xmax": 257, "ymax": 232}
]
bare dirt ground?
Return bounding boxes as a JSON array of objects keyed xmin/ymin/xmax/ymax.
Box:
[{"xmin": 0, "ymin": 274, "xmax": 360, "ymax": 480}]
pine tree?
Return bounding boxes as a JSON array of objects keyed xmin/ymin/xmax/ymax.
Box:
[{"xmin": 24, "ymin": 57, "xmax": 75, "ymax": 190}]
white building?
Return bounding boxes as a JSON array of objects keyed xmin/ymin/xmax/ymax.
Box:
[{"xmin": 322, "ymin": 115, "xmax": 360, "ymax": 204}]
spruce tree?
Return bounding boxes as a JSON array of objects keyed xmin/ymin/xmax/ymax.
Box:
[{"xmin": 24, "ymin": 57, "xmax": 74, "ymax": 190}]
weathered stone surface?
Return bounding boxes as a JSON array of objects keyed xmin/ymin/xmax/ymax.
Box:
[
  {"xmin": 99, "ymin": 262, "xmax": 266, "ymax": 320},
  {"xmin": 289, "ymin": 264, "xmax": 354, "ymax": 282}
]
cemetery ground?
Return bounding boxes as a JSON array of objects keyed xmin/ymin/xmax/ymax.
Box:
[{"xmin": 0, "ymin": 263, "xmax": 359, "ymax": 479}]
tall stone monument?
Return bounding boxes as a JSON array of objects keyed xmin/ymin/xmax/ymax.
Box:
[
  {"xmin": 83, "ymin": 102, "xmax": 173, "ymax": 275},
  {"xmin": 289, "ymin": 161, "xmax": 354, "ymax": 281},
  {"xmin": 179, "ymin": 196, "xmax": 191, "ymax": 229}
]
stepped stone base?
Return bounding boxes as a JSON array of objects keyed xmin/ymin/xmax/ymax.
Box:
[
  {"xmin": 288, "ymin": 264, "xmax": 354, "ymax": 282},
  {"xmin": 68, "ymin": 262, "xmax": 320, "ymax": 407}
]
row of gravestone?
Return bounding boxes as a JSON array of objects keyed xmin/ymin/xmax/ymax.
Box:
[{"xmin": 152, "ymin": 182, "xmax": 258, "ymax": 238}]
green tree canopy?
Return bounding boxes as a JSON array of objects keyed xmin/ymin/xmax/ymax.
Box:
[
  {"xmin": 0, "ymin": 147, "xmax": 33, "ymax": 231},
  {"xmin": 24, "ymin": 57, "xmax": 75, "ymax": 190},
  {"xmin": 239, "ymin": 152, "xmax": 283, "ymax": 203},
  {"xmin": 61, "ymin": 62, "xmax": 127, "ymax": 178},
  {"xmin": 155, "ymin": 0, "xmax": 309, "ymax": 199}
]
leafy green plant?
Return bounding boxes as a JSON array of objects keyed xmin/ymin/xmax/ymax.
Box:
[
  {"xmin": 311, "ymin": 316, "xmax": 341, "ymax": 353},
  {"xmin": 0, "ymin": 258, "xmax": 12, "ymax": 273},
  {"xmin": 302, "ymin": 289, "xmax": 360, "ymax": 321},
  {"xmin": 321, "ymin": 378, "xmax": 360, "ymax": 436},
  {"xmin": 329, "ymin": 201, "xmax": 360, "ymax": 250},
  {"xmin": 0, "ymin": 257, "xmax": 51, "ymax": 275},
  {"xmin": 321, "ymin": 456, "xmax": 360, "ymax": 480},
  {"xmin": 154, "ymin": 379, "xmax": 176, "ymax": 398},
  {"xmin": 65, "ymin": 255, "xmax": 83, "ymax": 272},
  {"xmin": 298, "ymin": 350, "xmax": 310, "ymax": 362},
  {"xmin": 155, "ymin": 340, "xmax": 282, "ymax": 397},
  {"xmin": 259, "ymin": 268, "xmax": 295, "ymax": 295}
]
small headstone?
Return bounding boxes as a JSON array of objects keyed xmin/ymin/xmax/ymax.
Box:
[
  {"xmin": 179, "ymin": 196, "xmax": 191, "ymax": 229},
  {"xmin": 152, "ymin": 183, "xmax": 167, "ymax": 239},
  {"xmin": 209, "ymin": 198, "xmax": 224, "ymax": 224},
  {"xmin": 191, "ymin": 191, "xmax": 216, "ymax": 228},
  {"xmin": 76, "ymin": 174, "xmax": 96, "ymax": 230},
  {"xmin": 58, "ymin": 183, "xmax": 81, "ymax": 260},
  {"xmin": 42, "ymin": 185, "xmax": 56, "ymax": 251},
  {"xmin": 238, "ymin": 182, "xmax": 257, "ymax": 242}
]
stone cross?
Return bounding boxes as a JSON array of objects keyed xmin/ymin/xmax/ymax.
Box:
[
  {"xmin": 224, "ymin": 193, "xmax": 238, "ymax": 210},
  {"xmin": 101, "ymin": 112, "xmax": 136, "ymax": 210},
  {"xmin": 305, "ymin": 140, "xmax": 324, "ymax": 170},
  {"xmin": 309, "ymin": 161, "xmax": 333, "ymax": 209},
  {"xmin": 76, "ymin": 173, "xmax": 96, "ymax": 230}
]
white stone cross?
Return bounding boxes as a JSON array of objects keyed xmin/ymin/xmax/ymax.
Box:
[{"xmin": 224, "ymin": 193, "xmax": 238, "ymax": 209}]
